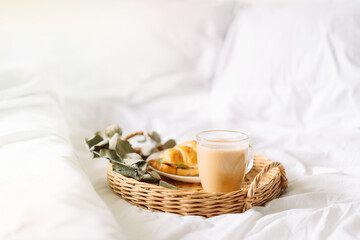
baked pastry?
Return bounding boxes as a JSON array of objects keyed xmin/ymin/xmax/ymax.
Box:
[{"xmin": 148, "ymin": 141, "xmax": 198, "ymax": 176}]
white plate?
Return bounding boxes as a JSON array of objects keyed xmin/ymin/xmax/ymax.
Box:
[{"xmin": 146, "ymin": 151, "xmax": 201, "ymax": 183}]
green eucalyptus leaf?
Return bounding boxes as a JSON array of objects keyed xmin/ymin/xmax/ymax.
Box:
[
  {"xmin": 112, "ymin": 162, "xmax": 140, "ymax": 181},
  {"xmin": 149, "ymin": 147, "xmax": 160, "ymax": 155},
  {"xmin": 93, "ymin": 131, "xmax": 107, "ymax": 140},
  {"xmin": 90, "ymin": 142, "xmax": 109, "ymax": 158},
  {"xmin": 93, "ymin": 142, "xmax": 109, "ymax": 154},
  {"xmin": 92, "ymin": 151, "xmax": 100, "ymax": 158},
  {"xmin": 149, "ymin": 131, "xmax": 161, "ymax": 143},
  {"xmin": 123, "ymin": 153, "xmax": 144, "ymax": 165},
  {"xmin": 115, "ymin": 138, "xmax": 135, "ymax": 157},
  {"xmin": 86, "ymin": 125, "xmax": 179, "ymax": 189},
  {"xmin": 159, "ymin": 180, "xmax": 177, "ymax": 190},
  {"xmin": 105, "ymin": 125, "xmax": 123, "ymax": 138},
  {"xmin": 85, "ymin": 134, "xmax": 104, "ymax": 149},
  {"xmin": 149, "ymin": 171, "xmax": 161, "ymax": 180},
  {"xmin": 162, "ymin": 139, "xmax": 176, "ymax": 149},
  {"xmin": 124, "ymin": 153, "xmax": 143, "ymax": 160},
  {"xmin": 99, "ymin": 149, "xmax": 121, "ymax": 162},
  {"xmin": 136, "ymin": 161, "xmax": 147, "ymax": 175},
  {"xmin": 141, "ymin": 173, "xmax": 160, "ymax": 183},
  {"xmin": 109, "ymin": 133, "xmax": 120, "ymax": 150}
]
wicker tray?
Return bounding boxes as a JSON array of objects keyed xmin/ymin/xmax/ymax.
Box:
[{"xmin": 107, "ymin": 154, "xmax": 288, "ymax": 218}]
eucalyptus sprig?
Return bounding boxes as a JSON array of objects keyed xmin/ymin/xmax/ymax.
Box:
[{"xmin": 85, "ymin": 125, "xmax": 177, "ymax": 190}]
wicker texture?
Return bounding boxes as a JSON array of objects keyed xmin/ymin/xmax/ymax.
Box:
[{"xmin": 107, "ymin": 154, "xmax": 288, "ymax": 217}]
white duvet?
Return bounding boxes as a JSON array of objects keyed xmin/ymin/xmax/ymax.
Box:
[
  {"xmin": 1, "ymin": 0, "xmax": 360, "ymax": 239},
  {"xmin": 3, "ymin": 71, "xmax": 358, "ymax": 240}
]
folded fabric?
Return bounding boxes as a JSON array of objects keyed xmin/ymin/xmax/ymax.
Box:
[
  {"xmin": 212, "ymin": 0, "xmax": 360, "ymax": 129},
  {"xmin": 0, "ymin": 69, "xmax": 123, "ymax": 240}
]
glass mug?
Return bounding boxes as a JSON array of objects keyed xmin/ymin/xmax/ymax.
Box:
[{"xmin": 196, "ymin": 130, "xmax": 254, "ymax": 193}]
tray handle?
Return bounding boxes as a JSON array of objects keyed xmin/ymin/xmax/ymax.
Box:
[{"xmin": 243, "ymin": 161, "xmax": 288, "ymax": 211}]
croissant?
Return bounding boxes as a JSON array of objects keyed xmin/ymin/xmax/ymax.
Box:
[{"xmin": 148, "ymin": 140, "xmax": 198, "ymax": 176}]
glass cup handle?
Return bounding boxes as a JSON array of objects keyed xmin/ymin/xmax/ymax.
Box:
[{"xmin": 246, "ymin": 145, "xmax": 254, "ymax": 174}]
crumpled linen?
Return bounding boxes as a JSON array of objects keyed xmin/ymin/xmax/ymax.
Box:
[{"xmin": 0, "ymin": 70, "xmax": 123, "ymax": 240}]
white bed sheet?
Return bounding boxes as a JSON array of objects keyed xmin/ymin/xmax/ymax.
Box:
[{"xmin": 64, "ymin": 94, "xmax": 360, "ymax": 240}]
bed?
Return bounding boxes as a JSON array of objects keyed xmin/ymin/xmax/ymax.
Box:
[{"xmin": 1, "ymin": 0, "xmax": 359, "ymax": 239}]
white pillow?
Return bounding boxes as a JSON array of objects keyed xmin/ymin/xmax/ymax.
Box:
[
  {"xmin": 0, "ymin": 0, "xmax": 233, "ymax": 103},
  {"xmin": 212, "ymin": 1, "xmax": 360, "ymax": 129},
  {"xmin": 0, "ymin": 69, "xmax": 123, "ymax": 239}
]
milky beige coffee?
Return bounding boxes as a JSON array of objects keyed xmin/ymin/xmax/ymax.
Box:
[{"xmin": 196, "ymin": 131, "xmax": 253, "ymax": 193}]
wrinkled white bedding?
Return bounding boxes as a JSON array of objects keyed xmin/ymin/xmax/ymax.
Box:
[
  {"xmin": 0, "ymin": 71, "xmax": 123, "ymax": 240},
  {"xmin": 1, "ymin": 0, "xmax": 360, "ymax": 239},
  {"xmin": 1, "ymin": 71, "xmax": 359, "ymax": 239},
  {"xmin": 64, "ymin": 98, "xmax": 360, "ymax": 240}
]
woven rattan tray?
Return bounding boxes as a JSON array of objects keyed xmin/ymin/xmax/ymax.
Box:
[{"xmin": 107, "ymin": 154, "xmax": 288, "ymax": 217}]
